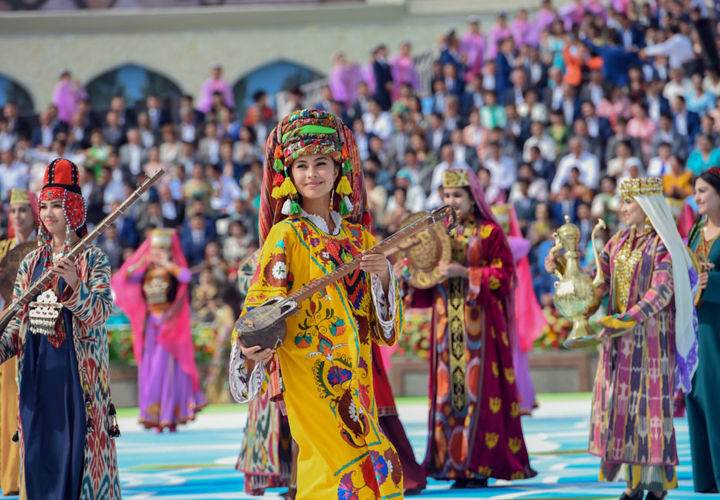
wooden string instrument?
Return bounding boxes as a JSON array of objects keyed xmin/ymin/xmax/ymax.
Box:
[
  {"xmin": 235, "ymin": 205, "xmax": 457, "ymax": 349},
  {"xmin": 0, "ymin": 169, "xmax": 165, "ymax": 333}
]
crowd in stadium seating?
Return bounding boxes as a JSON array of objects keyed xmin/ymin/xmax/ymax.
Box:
[{"xmin": 1, "ymin": 0, "xmax": 719, "ymax": 310}]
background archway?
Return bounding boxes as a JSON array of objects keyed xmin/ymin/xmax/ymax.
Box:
[
  {"xmin": 0, "ymin": 74, "xmax": 34, "ymax": 116},
  {"xmin": 85, "ymin": 63, "xmax": 183, "ymax": 112},
  {"xmin": 232, "ymin": 60, "xmax": 323, "ymax": 117}
]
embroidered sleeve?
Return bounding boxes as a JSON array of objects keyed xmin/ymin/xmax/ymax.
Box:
[
  {"xmin": 467, "ymin": 222, "xmax": 514, "ymax": 303},
  {"xmin": 64, "ymin": 248, "xmax": 113, "ymax": 329},
  {"xmin": 228, "ymin": 334, "xmax": 267, "ymax": 403},
  {"xmin": 364, "ymin": 231, "xmax": 403, "ymax": 347},
  {"xmin": 370, "ymin": 260, "xmax": 397, "ymax": 339}
]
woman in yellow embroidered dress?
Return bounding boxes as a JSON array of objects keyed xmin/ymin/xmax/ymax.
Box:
[{"xmin": 229, "ymin": 109, "xmax": 404, "ymax": 500}]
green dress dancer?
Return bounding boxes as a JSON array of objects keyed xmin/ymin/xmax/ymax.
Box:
[{"xmin": 687, "ymin": 217, "xmax": 720, "ymax": 493}]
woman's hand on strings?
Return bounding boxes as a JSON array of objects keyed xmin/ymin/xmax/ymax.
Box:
[
  {"xmin": 53, "ymin": 257, "xmax": 80, "ymax": 289},
  {"xmin": 239, "ymin": 344, "xmax": 275, "ymax": 363},
  {"xmin": 360, "ymin": 253, "xmax": 390, "ymax": 287}
]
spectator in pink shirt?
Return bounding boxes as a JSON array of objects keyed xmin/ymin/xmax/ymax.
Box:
[
  {"xmin": 390, "ymin": 41, "xmax": 421, "ymax": 98},
  {"xmin": 611, "ymin": 0, "xmax": 630, "ymax": 15},
  {"xmin": 460, "ymin": 16, "xmax": 486, "ymax": 82},
  {"xmin": 53, "ymin": 70, "xmax": 86, "ymax": 126},
  {"xmin": 197, "ymin": 63, "xmax": 235, "ymax": 114},
  {"xmin": 487, "ymin": 12, "xmax": 512, "ymax": 59},
  {"xmin": 627, "ymin": 101, "xmax": 657, "ymax": 161},
  {"xmin": 511, "ymin": 9, "xmax": 537, "ymax": 48},
  {"xmin": 329, "ymin": 52, "xmax": 363, "ymax": 109},
  {"xmin": 597, "ymin": 84, "xmax": 631, "ymax": 127},
  {"xmin": 558, "ymin": 0, "xmax": 585, "ymax": 30},
  {"xmin": 584, "ymin": 0, "xmax": 607, "ymax": 22},
  {"xmin": 536, "ymin": 0, "xmax": 558, "ymax": 34}
]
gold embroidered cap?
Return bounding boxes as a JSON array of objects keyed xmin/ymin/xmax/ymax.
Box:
[
  {"xmin": 150, "ymin": 229, "xmax": 173, "ymax": 249},
  {"xmin": 9, "ymin": 189, "xmax": 30, "ymax": 206},
  {"xmin": 619, "ymin": 177, "xmax": 663, "ymax": 198},
  {"xmin": 443, "ymin": 169, "xmax": 470, "ymax": 189}
]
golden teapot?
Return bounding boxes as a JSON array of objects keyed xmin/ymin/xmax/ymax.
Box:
[{"xmin": 549, "ymin": 216, "xmax": 606, "ymax": 348}]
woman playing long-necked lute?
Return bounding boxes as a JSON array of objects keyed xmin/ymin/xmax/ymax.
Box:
[{"xmin": 229, "ymin": 109, "xmax": 404, "ymax": 499}]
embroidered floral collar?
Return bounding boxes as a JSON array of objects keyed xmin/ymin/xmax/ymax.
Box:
[{"xmin": 301, "ymin": 210, "xmax": 342, "ymax": 235}]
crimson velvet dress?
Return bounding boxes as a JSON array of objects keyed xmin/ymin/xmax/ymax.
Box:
[{"xmin": 423, "ymin": 215, "xmax": 536, "ymax": 481}]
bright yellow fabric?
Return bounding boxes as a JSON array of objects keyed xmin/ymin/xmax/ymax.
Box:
[
  {"xmin": 0, "ymin": 239, "xmax": 20, "ymax": 495},
  {"xmin": 241, "ymin": 217, "xmax": 404, "ymax": 500}
]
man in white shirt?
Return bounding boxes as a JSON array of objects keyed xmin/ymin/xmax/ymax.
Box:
[
  {"xmin": 551, "ymin": 138, "xmax": 600, "ymax": 193},
  {"xmin": 209, "ymin": 164, "xmax": 243, "ymax": 214},
  {"xmin": 362, "ymin": 98, "xmax": 393, "ymax": 141},
  {"xmin": 523, "ymin": 121, "xmax": 556, "ymax": 162},
  {"xmin": 118, "ymin": 128, "xmax": 148, "ymax": 177},
  {"xmin": 662, "ymin": 68, "xmax": 694, "ymax": 102},
  {"xmin": 643, "ymin": 26, "xmax": 694, "ymax": 70},
  {"xmin": 0, "ymin": 149, "xmax": 29, "ymax": 198},
  {"xmin": 484, "ymin": 141, "xmax": 517, "ymax": 190}
]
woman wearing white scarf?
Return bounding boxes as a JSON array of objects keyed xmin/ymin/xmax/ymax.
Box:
[{"xmin": 585, "ymin": 177, "xmax": 697, "ymax": 500}]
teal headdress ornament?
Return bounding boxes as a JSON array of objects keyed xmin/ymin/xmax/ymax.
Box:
[{"xmin": 259, "ymin": 109, "xmax": 371, "ymax": 242}]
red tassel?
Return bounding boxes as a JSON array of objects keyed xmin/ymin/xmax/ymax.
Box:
[
  {"xmin": 341, "ymin": 145, "xmax": 349, "ymax": 158},
  {"xmin": 362, "ymin": 211, "xmax": 373, "ymax": 227},
  {"xmin": 273, "ymin": 173, "xmax": 284, "ymax": 186},
  {"xmin": 274, "ymin": 145, "xmax": 283, "ymax": 159}
]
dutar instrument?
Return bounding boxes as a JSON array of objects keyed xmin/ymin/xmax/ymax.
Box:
[
  {"xmin": 235, "ymin": 205, "xmax": 457, "ymax": 350},
  {"xmin": 0, "ymin": 169, "xmax": 165, "ymax": 334}
]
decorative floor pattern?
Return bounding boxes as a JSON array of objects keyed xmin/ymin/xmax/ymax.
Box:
[{"xmin": 3, "ymin": 395, "xmax": 706, "ymax": 499}]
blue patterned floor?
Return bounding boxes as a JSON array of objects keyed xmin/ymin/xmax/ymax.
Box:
[
  {"xmin": 114, "ymin": 395, "xmax": 703, "ymax": 499},
  {"xmin": 2, "ymin": 395, "xmax": 705, "ymax": 499}
]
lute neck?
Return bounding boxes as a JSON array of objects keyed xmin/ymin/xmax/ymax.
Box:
[{"xmin": 14, "ymin": 169, "xmax": 165, "ymax": 308}]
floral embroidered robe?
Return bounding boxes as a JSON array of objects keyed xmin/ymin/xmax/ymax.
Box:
[
  {"xmin": 0, "ymin": 246, "xmax": 121, "ymax": 499},
  {"xmin": 229, "ymin": 215, "xmax": 404, "ymax": 500},
  {"xmin": 590, "ymin": 230, "xmax": 679, "ymax": 472},
  {"xmin": 424, "ymin": 216, "xmax": 535, "ymax": 481}
]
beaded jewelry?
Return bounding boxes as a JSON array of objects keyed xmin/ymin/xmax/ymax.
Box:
[{"xmin": 32, "ymin": 158, "xmax": 88, "ymax": 348}]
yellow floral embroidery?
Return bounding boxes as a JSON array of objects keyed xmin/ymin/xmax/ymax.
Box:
[
  {"xmin": 485, "ymin": 432, "xmax": 499, "ymax": 449},
  {"xmin": 504, "ymin": 367, "xmax": 515, "ymax": 383},
  {"xmin": 511, "ymin": 471, "xmax": 527, "ymax": 480},
  {"xmin": 490, "ymin": 257, "xmax": 503, "ymax": 267},
  {"xmin": 489, "ymin": 397, "xmax": 501, "ymax": 414},
  {"xmin": 492, "ymin": 362, "xmax": 499, "ymax": 378},
  {"xmin": 501, "ymin": 330, "xmax": 509, "ymax": 347},
  {"xmin": 509, "ymin": 437, "xmax": 522, "ymax": 454},
  {"xmin": 480, "ymin": 224, "xmax": 493, "ymax": 239},
  {"xmin": 489, "ymin": 276, "xmax": 500, "ymax": 290},
  {"xmin": 511, "ymin": 401, "xmax": 520, "ymax": 418}
]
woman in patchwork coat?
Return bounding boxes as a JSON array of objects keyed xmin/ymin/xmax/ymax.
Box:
[{"xmin": 0, "ymin": 158, "xmax": 120, "ymax": 499}]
